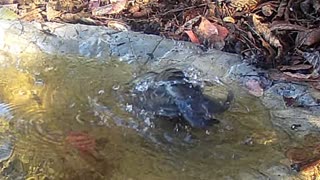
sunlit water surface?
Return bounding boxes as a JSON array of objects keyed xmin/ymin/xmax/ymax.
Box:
[{"xmin": 0, "ymin": 52, "xmax": 291, "ymax": 179}]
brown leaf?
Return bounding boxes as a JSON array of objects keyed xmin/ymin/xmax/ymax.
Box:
[
  {"xmin": 60, "ymin": 12, "xmax": 90, "ymax": 23},
  {"xmin": 283, "ymin": 72, "xmax": 312, "ymax": 79},
  {"xmin": 92, "ymin": 0, "xmax": 127, "ymax": 15},
  {"xmin": 196, "ymin": 17, "xmax": 229, "ymax": 49},
  {"xmin": 185, "ymin": 30, "xmax": 200, "ymax": 44},
  {"xmin": 252, "ymin": 14, "xmax": 283, "ymax": 58},
  {"xmin": 89, "ymin": 0, "xmax": 100, "ymax": 10},
  {"xmin": 132, "ymin": 8, "xmax": 151, "ymax": 18},
  {"xmin": 280, "ymin": 64, "xmax": 313, "ymax": 71},
  {"xmin": 128, "ymin": 4, "xmax": 140, "ymax": 13},
  {"xmin": 269, "ymin": 70, "xmax": 319, "ymax": 83},
  {"xmin": 175, "ymin": 15, "xmax": 201, "ymax": 35},
  {"xmin": 275, "ymin": 0, "xmax": 287, "ymax": 19},
  {"xmin": 198, "ymin": 18, "xmax": 218, "ymax": 38},
  {"xmin": 46, "ymin": 2, "xmax": 61, "ymax": 21},
  {"xmin": 0, "ymin": 0, "xmax": 14, "ymax": 4},
  {"xmin": 110, "ymin": 0, "xmax": 127, "ymax": 14},
  {"xmin": 229, "ymin": 0, "xmax": 259, "ymax": 11},
  {"xmin": 223, "ymin": 16, "xmax": 235, "ymax": 24},
  {"xmin": 198, "ymin": 18, "xmax": 229, "ymax": 39},
  {"xmin": 270, "ymin": 21, "xmax": 307, "ymax": 32},
  {"xmin": 20, "ymin": 8, "xmax": 44, "ymax": 22},
  {"xmin": 107, "ymin": 20, "xmax": 130, "ymax": 31},
  {"xmin": 261, "ymin": 4, "xmax": 274, "ymax": 17},
  {"xmin": 297, "ymin": 29, "xmax": 320, "ymax": 46},
  {"xmin": 245, "ymin": 79, "xmax": 264, "ymax": 97}
]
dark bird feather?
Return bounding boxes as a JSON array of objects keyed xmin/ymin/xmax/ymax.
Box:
[{"xmin": 129, "ymin": 68, "xmax": 233, "ymax": 128}]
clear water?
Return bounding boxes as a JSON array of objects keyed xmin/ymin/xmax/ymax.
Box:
[{"xmin": 0, "ymin": 52, "xmax": 290, "ymax": 179}]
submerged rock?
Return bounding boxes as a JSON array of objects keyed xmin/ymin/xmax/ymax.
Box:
[{"xmin": 127, "ymin": 68, "xmax": 233, "ymax": 128}]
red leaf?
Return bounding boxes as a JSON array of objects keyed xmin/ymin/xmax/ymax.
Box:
[
  {"xmin": 66, "ymin": 131, "xmax": 96, "ymax": 153},
  {"xmin": 198, "ymin": 18, "xmax": 219, "ymax": 38},
  {"xmin": 198, "ymin": 18, "xmax": 229, "ymax": 39},
  {"xmin": 185, "ymin": 30, "xmax": 200, "ymax": 44}
]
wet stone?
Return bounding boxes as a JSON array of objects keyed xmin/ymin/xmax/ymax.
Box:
[{"xmin": 0, "ymin": 139, "xmax": 13, "ymax": 163}]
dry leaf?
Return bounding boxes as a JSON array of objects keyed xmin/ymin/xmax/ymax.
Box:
[
  {"xmin": 196, "ymin": 17, "xmax": 229, "ymax": 49},
  {"xmin": 269, "ymin": 70, "xmax": 319, "ymax": 83},
  {"xmin": 230, "ymin": 0, "xmax": 259, "ymax": 11},
  {"xmin": 108, "ymin": 20, "xmax": 130, "ymax": 31},
  {"xmin": 245, "ymin": 79, "xmax": 263, "ymax": 97},
  {"xmin": 223, "ymin": 16, "xmax": 235, "ymax": 23},
  {"xmin": 92, "ymin": 0, "xmax": 127, "ymax": 15},
  {"xmin": 0, "ymin": 0, "xmax": 14, "ymax": 4},
  {"xmin": 175, "ymin": 15, "xmax": 201, "ymax": 35},
  {"xmin": 270, "ymin": 21, "xmax": 307, "ymax": 32},
  {"xmin": 252, "ymin": 14, "xmax": 283, "ymax": 58},
  {"xmin": 132, "ymin": 8, "xmax": 151, "ymax": 18},
  {"xmin": 185, "ymin": 30, "xmax": 200, "ymax": 44},
  {"xmin": 128, "ymin": 4, "xmax": 140, "ymax": 13},
  {"xmin": 0, "ymin": 7, "xmax": 18, "ymax": 20},
  {"xmin": 20, "ymin": 8, "xmax": 44, "ymax": 21},
  {"xmin": 198, "ymin": 18, "xmax": 229, "ymax": 39},
  {"xmin": 199, "ymin": 18, "xmax": 218, "ymax": 38},
  {"xmin": 275, "ymin": 0, "xmax": 287, "ymax": 19},
  {"xmin": 280, "ymin": 64, "xmax": 313, "ymax": 71},
  {"xmin": 109, "ymin": 0, "xmax": 127, "ymax": 14},
  {"xmin": 46, "ymin": 3, "xmax": 61, "ymax": 21},
  {"xmin": 297, "ymin": 29, "xmax": 320, "ymax": 46},
  {"xmin": 89, "ymin": 0, "xmax": 100, "ymax": 10},
  {"xmin": 261, "ymin": 4, "xmax": 274, "ymax": 16},
  {"xmin": 0, "ymin": 3, "xmax": 18, "ymax": 12},
  {"xmin": 60, "ymin": 12, "xmax": 90, "ymax": 23},
  {"xmin": 283, "ymin": 72, "xmax": 312, "ymax": 79}
]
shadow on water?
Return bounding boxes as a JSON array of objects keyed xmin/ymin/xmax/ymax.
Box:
[{"xmin": 0, "ymin": 51, "xmax": 292, "ymax": 179}]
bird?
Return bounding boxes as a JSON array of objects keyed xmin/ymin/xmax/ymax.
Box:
[{"xmin": 128, "ymin": 68, "xmax": 233, "ymax": 128}]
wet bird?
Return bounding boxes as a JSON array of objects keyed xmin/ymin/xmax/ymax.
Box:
[{"xmin": 128, "ymin": 68, "xmax": 233, "ymax": 128}]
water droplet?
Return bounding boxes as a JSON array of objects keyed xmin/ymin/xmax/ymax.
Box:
[
  {"xmin": 44, "ymin": 67, "xmax": 54, "ymax": 72},
  {"xmin": 125, "ymin": 104, "xmax": 133, "ymax": 112},
  {"xmin": 34, "ymin": 79, "xmax": 44, "ymax": 86},
  {"xmin": 112, "ymin": 85, "xmax": 120, "ymax": 90},
  {"xmin": 69, "ymin": 103, "xmax": 75, "ymax": 108},
  {"xmin": 18, "ymin": 90, "xmax": 27, "ymax": 96},
  {"xmin": 144, "ymin": 117, "xmax": 151, "ymax": 126},
  {"xmin": 205, "ymin": 130, "xmax": 210, "ymax": 135},
  {"xmin": 98, "ymin": 90, "xmax": 105, "ymax": 95}
]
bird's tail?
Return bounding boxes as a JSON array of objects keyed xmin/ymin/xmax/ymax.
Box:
[{"xmin": 223, "ymin": 90, "xmax": 234, "ymax": 110}]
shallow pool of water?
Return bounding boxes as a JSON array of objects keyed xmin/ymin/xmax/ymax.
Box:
[{"xmin": 0, "ymin": 51, "xmax": 291, "ymax": 179}]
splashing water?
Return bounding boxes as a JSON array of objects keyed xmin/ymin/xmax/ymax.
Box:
[{"xmin": 0, "ymin": 52, "xmax": 296, "ymax": 179}]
